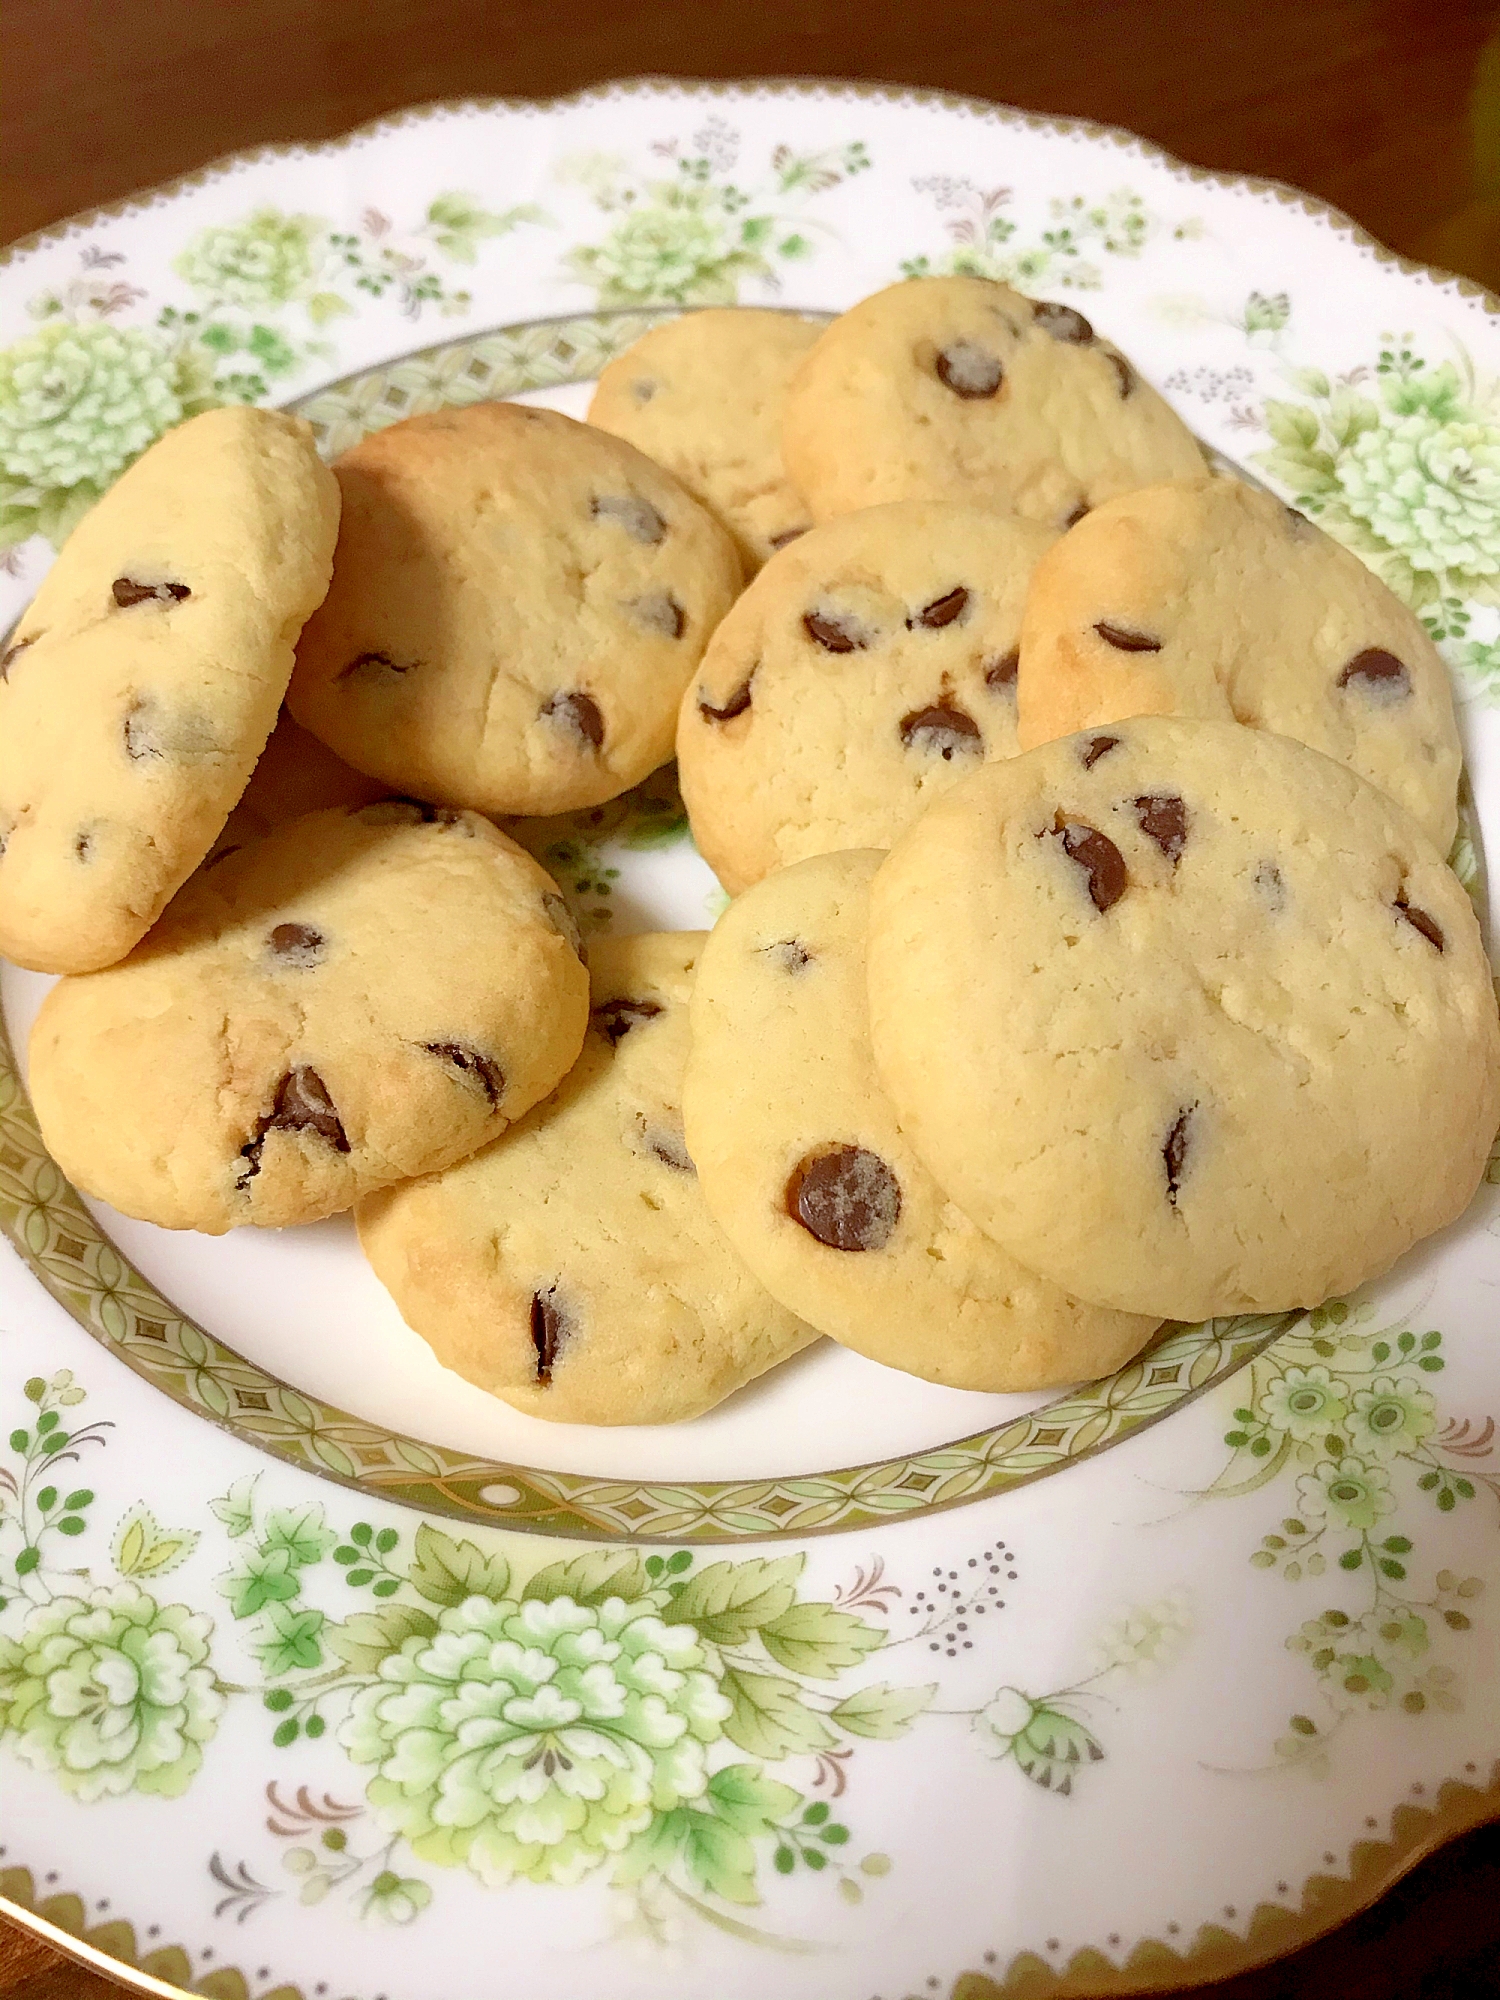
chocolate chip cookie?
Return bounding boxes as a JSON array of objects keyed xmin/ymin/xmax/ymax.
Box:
[
  {"xmin": 867, "ymin": 718, "xmax": 1500, "ymax": 1320},
  {"xmin": 358, "ymin": 932, "xmax": 816, "ymax": 1423},
  {"xmin": 1017, "ymin": 475, "xmax": 1463, "ymax": 854},
  {"xmin": 288, "ymin": 402, "xmax": 742, "ymax": 817},
  {"xmin": 781, "ymin": 276, "xmax": 1205, "ymax": 530},
  {"xmin": 29, "ymin": 802, "xmax": 589, "ymax": 1232},
  {"xmin": 0, "ymin": 407, "xmax": 340, "ymax": 974},
  {"xmin": 682, "ymin": 849, "xmax": 1159, "ymax": 1388},
  {"xmin": 588, "ymin": 308, "xmax": 821, "ymax": 571},
  {"xmin": 676, "ymin": 500, "xmax": 1057, "ymax": 892}
]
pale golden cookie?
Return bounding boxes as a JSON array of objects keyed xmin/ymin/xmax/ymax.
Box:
[{"xmin": 208, "ymin": 711, "xmax": 387, "ymax": 863}]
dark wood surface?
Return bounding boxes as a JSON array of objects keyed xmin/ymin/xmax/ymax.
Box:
[{"xmin": 3, "ymin": 2, "xmax": 1499, "ymax": 1994}]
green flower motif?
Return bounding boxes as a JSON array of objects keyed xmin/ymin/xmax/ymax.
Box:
[
  {"xmin": 362, "ymin": 1869, "xmax": 433, "ymax": 1923},
  {"xmin": 1345, "ymin": 1375, "xmax": 1437, "ymax": 1459},
  {"xmin": 174, "ymin": 208, "xmax": 322, "ymax": 309},
  {"xmin": 0, "ymin": 1583, "xmax": 222, "ymax": 1800},
  {"xmin": 342, "ymin": 1593, "xmax": 732, "ymax": 1887},
  {"xmin": 1336, "ymin": 411, "xmax": 1500, "ymax": 577},
  {"xmin": 572, "ymin": 197, "xmax": 736, "ymax": 308},
  {"xmin": 0, "ymin": 320, "xmax": 215, "ymax": 547},
  {"xmin": 972, "ymin": 1686, "xmax": 1103, "ymax": 1795},
  {"xmin": 1295, "ymin": 1453, "xmax": 1395, "ymax": 1532},
  {"xmin": 1258, "ymin": 1365, "xmax": 1349, "ymax": 1442}
]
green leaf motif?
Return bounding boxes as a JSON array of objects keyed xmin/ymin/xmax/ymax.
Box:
[
  {"xmin": 680, "ymin": 1810, "xmax": 759, "ymax": 1905},
  {"xmin": 704, "ymin": 1762, "xmax": 802, "ymax": 1837},
  {"xmin": 721, "ymin": 1666, "xmax": 836, "ymax": 1759},
  {"xmin": 256, "ymin": 1603, "xmax": 326, "ymax": 1677},
  {"xmin": 758, "ymin": 1600, "xmax": 885, "ymax": 1678},
  {"xmin": 828, "ymin": 1680, "xmax": 937, "ymax": 1740},
  {"xmin": 667, "ymin": 1555, "xmax": 803, "ymax": 1644},
  {"xmin": 210, "ymin": 1476, "xmax": 258, "ymax": 1540},
  {"xmin": 306, "ymin": 291, "xmax": 354, "ymax": 326},
  {"xmin": 111, "ymin": 1505, "xmax": 198, "ymax": 1579},
  {"xmin": 1263, "ymin": 399, "xmax": 1322, "ymax": 450},
  {"xmin": 519, "ymin": 1548, "xmax": 647, "ymax": 1607},
  {"xmin": 219, "ymin": 1546, "xmax": 299, "ymax": 1620},
  {"xmin": 407, "ymin": 1523, "xmax": 510, "ymax": 1606},
  {"xmin": 326, "ymin": 1603, "xmax": 439, "ymax": 1674},
  {"xmin": 261, "ymin": 1504, "xmax": 336, "ymax": 1570}
]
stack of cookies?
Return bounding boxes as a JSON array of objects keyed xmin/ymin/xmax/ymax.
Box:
[{"xmin": 9, "ymin": 276, "xmax": 1499, "ymax": 1429}]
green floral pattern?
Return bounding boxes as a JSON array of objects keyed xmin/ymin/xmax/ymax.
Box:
[{"xmin": 899, "ymin": 179, "xmax": 1199, "ymax": 290}]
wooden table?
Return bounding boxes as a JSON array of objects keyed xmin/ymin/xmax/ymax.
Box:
[{"xmin": 3, "ymin": 2, "xmax": 1499, "ymax": 1993}]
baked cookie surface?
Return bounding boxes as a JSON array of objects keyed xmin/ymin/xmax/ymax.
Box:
[
  {"xmin": 588, "ymin": 308, "xmax": 820, "ymax": 571},
  {"xmin": 29, "ymin": 802, "xmax": 589, "ymax": 1233},
  {"xmin": 0, "ymin": 407, "xmax": 340, "ymax": 973},
  {"xmin": 288, "ymin": 402, "xmax": 742, "ymax": 817},
  {"xmin": 683, "ymin": 850, "xmax": 1159, "ymax": 1388},
  {"xmin": 676, "ymin": 501, "xmax": 1057, "ymax": 892},
  {"xmin": 866, "ymin": 718, "xmax": 1500, "ymax": 1321},
  {"xmin": 358, "ymin": 932, "xmax": 816, "ymax": 1424},
  {"xmin": 1017, "ymin": 476, "xmax": 1463, "ymax": 854},
  {"xmin": 781, "ymin": 276, "xmax": 1204, "ymax": 529}
]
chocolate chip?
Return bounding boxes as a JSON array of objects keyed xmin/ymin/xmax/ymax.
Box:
[
  {"xmin": 804, "ymin": 609, "xmax": 870, "ymax": 654},
  {"xmin": 122, "ymin": 699, "xmax": 161, "ymax": 763},
  {"xmin": 237, "ymin": 1066, "xmax": 349, "ymax": 1188},
  {"xmin": 935, "ymin": 341, "xmax": 1004, "ymax": 398},
  {"xmin": 643, "ymin": 1121, "xmax": 695, "ymax": 1173},
  {"xmin": 112, "ymin": 577, "xmax": 190, "ymax": 608},
  {"xmin": 530, "ymin": 1289, "xmax": 566, "ymax": 1384},
  {"xmin": 0, "ymin": 633, "xmax": 36, "ymax": 679},
  {"xmin": 1134, "ymin": 793, "xmax": 1188, "ymax": 865},
  {"xmin": 1051, "ymin": 815, "xmax": 1128, "ymax": 912},
  {"xmin": 1080, "ymin": 734, "xmax": 1120, "ymax": 769},
  {"xmin": 1032, "ymin": 300, "xmax": 1095, "ymax": 344},
  {"xmin": 354, "ymin": 798, "xmax": 464, "ymax": 827},
  {"xmin": 541, "ymin": 690, "xmax": 605, "ymax": 751},
  {"xmin": 984, "ymin": 649, "xmax": 1020, "ymax": 691},
  {"xmin": 592, "ymin": 997, "xmax": 663, "ymax": 1044},
  {"xmin": 899, "ymin": 703, "xmax": 983, "ymax": 760},
  {"xmin": 73, "ymin": 829, "xmax": 93, "ymax": 862},
  {"xmin": 631, "ymin": 592, "xmax": 686, "ymax": 639},
  {"xmin": 1163, "ymin": 1107, "xmax": 1193, "ymax": 1204},
  {"xmin": 630, "ymin": 379, "xmax": 656, "ymax": 404},
  {"xmin": 763, "ymin": 938, "xmax": 813, "ymax": 972},
  {"xmin": 423, "ymin": 1041, "xmax": 505, "ymax": 1105},
  {"xmin": 338, "ymin": 651, "xmax": 414, "ymax": 679},
  {"xmin": 591, "ymin": 493, "xmax": 667, "ymax": 545},
  {"xmin": 1106, "ymin": 353, "xmax": 1134, "ymax": 399},
  {"xmin": 698, "ymin": 674, "xmax": 755, "ymax": 722},
  {"xmin": 769, "ymin": 526, "xmax": 809, "ymax": 550},
  {"xmin": 1338, "ymin": 649, "xmax": 1411, "ymax": 700},
  {"xmin": 1094, "ymin": 622, "xmax": 1161, "ymax": 653},
  {"xmin": 908, "ymin": 586, "xmax": 969, "ymax": 630},
  {"xmin": 1062, "ymin": 502, "xmax": 1091, "ymax": 530},
  {"xmin": 542, "ymin": 891, "xmax": 585, "ymax": 961},
  {"xmin": 1395, "ymin": 895, "xmax": 1444, "ymax": 951},
  {"xmin": 269, "ymin": 922, "xmax": 324, "ymax": 967},
  {"xmin": 1255, "ymin": 861, "xmax": 1286, "ymax": 911},
  {"xmin": 786, "ymin": 1146, "xmax": 902, "ymax": 1252}
]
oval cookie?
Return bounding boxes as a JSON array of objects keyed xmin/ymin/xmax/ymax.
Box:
[
  {"xmin": 359, "ymin": 933, "xmax": 817, "ymax": 1424},
  {"xmin": 683, "ymin": 850, "xmax": 1159, "ymax": 1388},
  {"xmin": 29, "ymin": 803, "xmax": 590, "ymax": 1232},
  {"xmin": 866, "ymin": 718, "xmax": 1500, "ymax": 1320}
]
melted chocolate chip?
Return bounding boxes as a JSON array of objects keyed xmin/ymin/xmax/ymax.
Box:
[
  {"xmin": 769, "ymin": 526, "xmax": 810, "ymax": 551},
  {"xmin": 984, "ymin": 648, "xmax": 1020, "ymax": 691},
  {"xmin": 804, "ymin": 608, "xmax": 870, "ymax": 654},
  {"xmin": 592, "ymin": 997, "xmax": 663, "ymax": 1044},
  {"xmin": 698, "ymin": 674, "xmax": 755, "ymax": 722},
  {"xmin": 899, "ymin": 703, "xmax": 983, "ymax": 760},
  {"xmin": 908, "ymin": 586, "xmax": 970, "ymax": 630},
  {"xmin": 423, "ymin": 1041, "xmax": 505, "ymax": 1105},
  {"xmin": 1032, "ymin": 300, "xmax": 1095, "ymax": 344},
  {"xmin": 1080, "ymin": 734, "xmax": 1120, "ymax": 769},
  {"xmin": 1106, "ymin": 353, "xmax": 1134, "ymax": 399},
  {"xmin": 1395, "ymin": 895, "xmax": 1445, "ymax": 951},
  {"xmin": 112, "ymin": 577, "xmax": 190, "ymax": 608},
  {"xmin": 644, "ymin": 1122, "xmax": 695, "ymax": 1173},
  {"xmin": 269, "ymin": 922, "xmax": 325, "ymax": 967},
  {"xmin": 632, "ymin": 592, "xmax": 686, "ymax": 639},
  {"xmin": 630, "ymin": 379, "xmax": 656, "ymax": 404},
  {"xmin": 73, "ymin": 829, "xmax": 93, "ymax": 862},
  {"xmin": 786, "ymin": 1146, "xmax": 902, "ymax": 1252},
  {"xmin": 542, "ymin": 891, "xmax": 585, "ymax": 961},
  {"xmin": 591, "ymin": 493, "xmax": 667, "ymax": 545},
  {"xmin": 1094, "ymin": 621, "xmax": 1162, "ymax": 653},
  {"xmin": 1, "ymin": 633, "xmax": 36, "ymax": 679},
  {"xmin": 1338, "ymin": 649, "xmax": 1411, "ymax": 700},
  {"xmin": 763, "ymin": 938, "xmax": 813, "ymax": 972},
  {"xmin": 354, "ymin": 798, "xmax": 465, "ymax": 827},
  {"xmin": 935, "ymin": 340, "xmax": 1004, "ymax": 399},
  {"xmin": 530, "ymin": 1289, "xmax": 566, "ymax": 1384},
  {"xmin": 338, "ymin": 651, "xmax": 414, "ymax": 679},
  {"xmin": 1134, "ymin": 793, "xmax": 1188, "ymax": 865},
  {"xmin": 1062, "ymin": 501, "xmax": 1091, "ymax": 530},
  {"xmin": 541, "ymin": 690, "xmax": 605, "ymax": 751},
  {"xmin": 1052, "ymin": 815, "xmax": 1128, "ymax": 912},
  {"xmin": 1163, "ymin": 1107, "xmax": 1193, "ymax": 1204},
  {"xmin": 237, "ymin": 1066, "xmax": 349, "ymax": 1188}
]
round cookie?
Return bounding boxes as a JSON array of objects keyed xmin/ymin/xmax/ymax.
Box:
[
  {"xmin": 588, "ymin": 308, "xmax": 821, "ymax": 571},
  {"xmin": 781, "ymin": 276, "xmax": 1205, "ymax": 530},
  {"xmin": 1017, "ymin": 476, "xmax": 1463, "ymax": 855},
  {"xmin": 358, "ymin": 933, "xmax": 817, "ymax": 1424},
  {"xmin": 866, "ymin": 717, "xmax": 1500, "ymax": 1322},
  {"xmin": 683, "ymin": 850, "xmax": 1159, "ymax": 1389},
  {"xmin": 677, "ymin": 501, "xmax": 1058, "ymax": 892},
  {"xmin": 29, "ymin": 802, "xmax": 589, "ymax": 1233},
  {"xmin": 0, "ymin": 406, "xmax": 340, "ymax": 974},
  {"xmin": 288, "ymin": 403, "xmax": 743, "ymax": 817}
]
